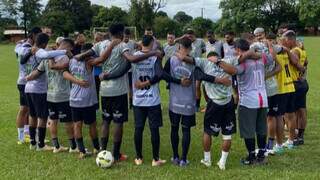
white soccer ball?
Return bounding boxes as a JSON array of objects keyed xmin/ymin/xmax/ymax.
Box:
[{"xmin": 96, "ymin": 150, "xmax": 114, "ymax": 168}]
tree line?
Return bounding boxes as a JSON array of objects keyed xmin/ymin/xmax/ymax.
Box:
[{"xmin": 0, "ymin": 0, "xmax": 319, "ymax": 40}]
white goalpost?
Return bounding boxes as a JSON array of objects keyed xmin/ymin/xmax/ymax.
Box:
[{"xmin": 92, "ymin": 26, "xmax": 138, "ymax": 40}]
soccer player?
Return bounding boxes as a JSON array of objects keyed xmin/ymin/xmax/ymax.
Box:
[
  {"xmin": 144, "ymin": 27, "xmax": 162, "ymax": 51},
  {"xmin": 26, "ymin": 39, "xmax": 77, "ymax": 153},
  {"xmin": 14, "ymin": 27, "xmax": 42, "ymax": 144},
  {"xmin": 251, "ymin": 28, "xmax": 283, "ymax": 154},
  {"xmin": 223, "ymin": 31, "xmax": 237, "ymax": 59},
  {"xmin": 206, "ymin": 30, "xmax": 224, "ymax": 58},
  {"xmin": 24, "ymin": 33, "xmax": 70, "ymax": 151},
  {"xmin": 214, "ymin": 39, "xmax": 274, "ymax": 165},
  {"xmin": 163, "ymin": 32, "xmax": 179, "ymax": 61},
  {"xmin": 131, "ymin": 35, "xmax": 171, "ymax": 166},
  {"xmin": 282, "ymin": 31, "xmax": 308, "ymax": 145},
  {"xmin": 63, "ymin": 43, "xmax": 100, "ymax": 158},
  {"xmin": 75, "ymin": 23, "xmax": 161, "ymax": 162},
  {"xmin": 73, "ymin": 33, "xmax": 86, "ymax": 55}
]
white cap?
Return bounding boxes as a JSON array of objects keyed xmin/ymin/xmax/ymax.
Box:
[
  {"xmin": 56, "ymin": 36, "xmax": 64, "ymax": 44},
  {"xmin": 254, "ymin": 28, "xmax": 265, "ymax": 35}
]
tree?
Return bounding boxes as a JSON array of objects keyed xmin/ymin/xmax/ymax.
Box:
[
  {"xmin": 92, "ymin": 6, "xmax": 128, "ymax": 27},
  {"xmin": 299, "ymin": 0, "xmax": 320, "ymax": 34},
  {"xmin": 173, "ymin": 11, "xmax": 193, "ymax": 24},
  {"xmin": 1, "ymin": 0, "xmax": 42, "ymax": 37},
  {"xmin": 42, "ymin": 0, "xmax": 93, "ymax": 36},
  {"xmin": 190, "ymin": 17, "xmax": 214, "ymax": 37},
  {"xmin": 129, "ymin": 0, "xmax": 154, "ymax": 36},
  {"xmin": 156, "ymin": 10, "xmax": 168, "ymax": 17},
  {"xmin": 153, "ymin": 16, "xmax": 181, "ymax": 38}
]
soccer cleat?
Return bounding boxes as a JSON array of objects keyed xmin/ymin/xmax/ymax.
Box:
[
  {"xmin": 293, "ymin": 139, "xmax": 300, "ymax": 146},
  {"xmin": 179, "ymin": 160, "xmax": 189, "ymax": 167},
  {"xmin": 69, "ymin": 148, "xmax": 79, "ymax": 153},
  {"xmin": 200, "ymin": 159, "xmax": 212, "ymax": 167},
  {"xmin": 283, "ymin": 140, "xmax": 295, "ymax": 149},
  {"xmin": 298, "ymin": 138, "xmax": 304, "ymax": 145},
  {"xmin": 266, "ymin": 149, "xmax": 275, "ymax": 156},
  {"xmin": 152, "ymin": 159, "xmax": 166, "ymax": 167},
  {"xmin": 134, "ymin": 158, "xmax": 143, "ymax": 166},
  {"xmin": 118, "ymin": 153, "xmax": 128, "ymax": 162},
  {"xmin": 240, "ymin": 155, "xmax": 256, "ymax": 165},
  {"xmin": 53, "ymin": 146, "xmax": 69, "ymax": 153},
  {"xmin": 217, "ymin": 161, "xmax": 226, "ymax": 170},
  {"xmin": 171, "ymin": 157, "xmax": 180, "ymax": 166},
  {"xmin": 30, "ymin": 144, "xmax": 37, "ymax": 150},
  {"xmin": 78, "ymin": 152, "xmax": 92, "ymax": 159},
  {"xmin": 273, "ymin": 146, "xmax": 284, "ymax": 155},
  {"xmin": 37, "ymin": 145, "xmax": 54, "ymax": 152}
]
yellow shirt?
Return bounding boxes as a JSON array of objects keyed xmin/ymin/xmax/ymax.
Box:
[
  {"xmin": 290, "ymin": 47, "xmax": 305, "ymax": 81},
  {"xmin": 276, "ymin": 52, "xmax": 295, "ymax": 94}
]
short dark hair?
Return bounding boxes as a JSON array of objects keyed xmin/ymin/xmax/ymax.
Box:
[
  {"xmin": 28, "ymin": 27, "xmax": 42, "ymax": 38},
  {"xmin": 266, "ymin": 32, "xmax": 277, "ymax": 40},
  {"xmin": 124, "ymin": 29, "xmax": 131, "ymax": 35},
  {"xmin": 61, "ymin": 38, "xmax": 75, "ymax": 48},
  {"xmin": 225, "ymin": 31, "xmax": 235, "ymax": 36},
  {"xmin": 234, "ymin": 39, "xmax": 250, "ymax": 51},
  {"xmin": 109, "ymin": 23, "xmax": 125, "ymax": 36},
  {"xmin": 207, "ymin": 30, "xmax": 214, "ymax": 35},
  {"xmin": 207, "ymin": 51, "xmax": 219, "ymax": 58},
  {"xmin": 179, "ymin": 37, "xmax": 192, "ymax": 49},
  {"xmin": 81, "ymin": 43, "xmax": 93, "ymax": 52},
  {"xmin": 35, "ymin": 33, "xmax": 49, "ymax": 47},
  {"xmin": 145, "ymin": 27, "xmax": 152, "ymax": 31},
  {"xmin": 141, "ymin": 35, "xmax": 154, "ymax": 46},
  {"xmin": 167, "ymin": 31, "xmax": 175, "ymax": 36}
]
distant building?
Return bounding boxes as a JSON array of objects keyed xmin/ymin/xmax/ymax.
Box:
[{"xmin": 4, "ymin": 29, "xmax": 26, "ymax": 42}]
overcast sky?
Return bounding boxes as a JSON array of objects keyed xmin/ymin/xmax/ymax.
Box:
[{"xmin": 41, "ymin": 0, "xmax": 222, "ymax": 21}]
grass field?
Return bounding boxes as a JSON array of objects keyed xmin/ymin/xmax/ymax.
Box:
[{"xmin": 0, "ymin": 38, "xmax": 320, "ymax": 179}]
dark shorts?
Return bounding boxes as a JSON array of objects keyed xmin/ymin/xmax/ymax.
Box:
[
  {"xmin": 204, "ymin": 99, "xmax": 236, "ymax": 136},
  {"xmin": 294, "ymin": 80, "xmax": 309, "ymax": 109},
  {"xmin": 169, "ymin": 111, "xmax": 196, "ymax": 128},
  {"xmin": 26, "ymin": 93, "xmax": 48, "ymax": 119},
  {"xmin": 267, "ymin": 95, "xmax": 280, "ymax": 116},
  {"xmin": 101, "ymin": 94, "xmax": 128, "ymax": 124},
  {"xmin": 238, "ymin": 106, "xmax": 267, "ymax": 139},
  {"xmin": 133, "ymin": 105, "xmax": 163, "ymax": 128},
  {"xmin": 71, "ymin": 105, "xmax": 96, "ymax": 125},
  {"xmin": 17, "ymin": 84, "xmax": 27, "ymax": 106},
  {"xmin": 48, "ymin": 101, "xmax": 72, "ymax": 123},
  {"xmin": 278, "ymin": 92, "xmax": 296, "ymax": 115}
]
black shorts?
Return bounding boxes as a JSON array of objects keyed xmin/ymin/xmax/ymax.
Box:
[
  {"xmin": 294, "ymin": 80, "xmax": 309, "ymax": 109},
  {"xmin": 48, "ymin": 101, "xmax": 72, "ymax": 122},
  {"xmin": 169, "ymin": 111, "xmax": 196, "ymax": 128},
  {"xmin": 267, "ymin": 95, "xmax": 280, "ymax": 116},
  {"xmin": 71, "ymin": 105, "xmax": 96, "ymax": 125},
  {"xmin": 133, "ymin": 105, "xmax": 163, "ymax": 128},
  {"xmin": 17, "ymin": 84, "xmax": 27, "ymax": 106},
  {"xmin": 204, "ymin": 99, "xmax": 236, "ymax": 136},
  {"xmin": 101, "ymin": 94, "xmax": 128, "ymax": 124},
  {"xmin": 26, "ymin": 93, "xmax": 48, "ymax": 119},
  {"xmin": 278, "ymin": 92, "xmax": 296, "ymax": 115}
]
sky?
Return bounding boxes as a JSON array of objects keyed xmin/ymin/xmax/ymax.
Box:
[{"xmin": 41, "ymin": 0, "xmax": 222, "ymax": 21}]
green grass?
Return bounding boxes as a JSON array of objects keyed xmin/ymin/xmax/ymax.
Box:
[{"xmin": 0, "ymin": 38, "xmax": 320, "ymax": 179}]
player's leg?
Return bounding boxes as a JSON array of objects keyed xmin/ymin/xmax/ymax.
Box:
[
  {"xmin": 101, "ymin": 97, "xmax": 112, "ymax": 150},
  {"xmin": 133, "ymin": 106, "xmax": 147, "ymax": 165},
  {"xmin": 195, "ymin": 80, "xmax": 201, "ymax": 112},
  {"xmin": 112, "ymin": 94, "xmax": 128, "ymax": 161},
  {"xmin": 34, "ymin": 93, "xmax": 50, "ymax": 151},
  {"xmin": 256, "ymin": 108, "xmax": 268, "ymax": 164},
  {"xmin": 284, "ymin": 93, "xmax": 297, "ymax": 148},
  {"xmin": 201, "ymin": 85, "xmax": 209, "ymax": 112},
  {"xmin": 180, "ymin": 114, "xmax": 195, "ymax": 167},
  {"xmin": 239, "ymin": 106, "xmax": 258, "ymax": 165},
  {"xmin": 128, "ymin": 71, "xmax": 133, "ymax": 109},
  {"xmin": 169, "ymin": 111, "xmax": 180, "ymax": 164},
  {"xmin": 60, "ymin": 102, "xmax": 76, "ymax": 152},
  {"xmin": 48, "ymin": 102, "xmax": 62, "ymax": 152},
  {"xmin": 16, "ymin": 85, "xmax": 29, "ymax": 144},
  {"xmin": 72, "ymin": 107, "xmax": 87, "ymax": 158},
  {"xmin": 266, "ymin": 96, "xmax": 277, "ymax": 154},
  {"xmin": 26, "ymin": 93, "xmax": 37, "ymax": 149},
  {"xmin": 84, "ymin": 106, "xmax": 100, "ymax": 154},
  {"xmin": 296, "ymin": 80, "xmax": 308, "ymax": 144},
  {"xmin": 149, "ymin": 105, "xmax": 166, "ymax": 166}
]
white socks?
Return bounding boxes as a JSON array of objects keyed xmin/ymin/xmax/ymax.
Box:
[
  {"xmin": 204, "ymin": 151, "xmax": 211, "ymax": 162},
  {"xmin": 219, "ymin": 151, "xmax": 229, "ymax": 165},
  {"xmin": 18, "ymin": 128, "xmax": 24, "ymax": 141},
  {"xmin": 24, "ymin": 125, "xmax": 29, "ymax": 134}
]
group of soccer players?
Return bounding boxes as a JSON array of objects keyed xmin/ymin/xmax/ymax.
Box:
[{"xmin": 14, "ymin": 23, "xmax": 308, "ymax": 170}]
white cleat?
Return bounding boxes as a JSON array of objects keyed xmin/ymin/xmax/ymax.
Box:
[
  {"xmin": 217, "ymin": 161, "xmax": 226, "ymax": 170},
  {"xmin": 200, "ymin": 159, "xmax": 212, "ymax": 167}
]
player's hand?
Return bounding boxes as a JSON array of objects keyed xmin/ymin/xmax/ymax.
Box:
[
  {"xmin": 155, "ymin": 50, "xmax": 163, "ymax": 58},
  {"xmin": 181, "ymin": 77, "xmax": 192, "ymax": 87},
  {"xmin": 215, "ymin": 76, "xmax": 232, "ymax": 86},
  {"xmin": 66, "ymin": 50, "xmax": 73, "ymax": 58},
  {"xmin": 77, "ymin": 79, "xmax": 89, "ymax": 88},
  {"xmin": 99, "ymin": 72, "xmax": 108, "ymax": 81},
  {"xmin": 25, "ymin": 75, "xmax": 32, "ymax": 81},
  {"xmin": 208, "ymin": 56, "xmax": 219, "ymax": 63},
  {"xmin": 134, "ymin": 80, "xmax": 148, "ymax": 89}
]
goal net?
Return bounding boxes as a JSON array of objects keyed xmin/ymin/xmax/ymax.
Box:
[{"xmin": 92, "ymin": 26, "xmax": 138, "ymax": 40}]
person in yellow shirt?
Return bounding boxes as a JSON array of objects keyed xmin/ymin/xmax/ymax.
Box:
[
  {"xmin": 277, "ymin": 31, "xmax": 305, "ymax": 149},
  {"xmin": 291, "ymin": 38, "xmax": 309, "ymax": 145}
]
